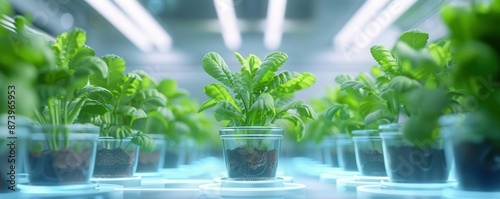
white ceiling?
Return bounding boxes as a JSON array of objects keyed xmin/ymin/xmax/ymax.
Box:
[{"xmin": 9, "ymin": 0, "xmax": 450, "ymax": 102}]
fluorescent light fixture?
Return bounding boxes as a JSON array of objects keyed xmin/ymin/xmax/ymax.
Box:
[
  {"xmin": 86, "ymin": 0, "xmax": 154, "ymax": 52},
  {"xmin": 333, "ymin": 0, "xmax": 391, "ymax": 46},
  {"xmin": 113, "ymin": 0, "xmax": 172, "ymax": 52},
  {"xmin": 333, "ymin": 0, "xmax": 418, "ymax": 53},
  {"xmin": 264, "ymin": 0, "xmax": 287, "ymax": 50},
  {"xmin": 214, "ymin": 0, "xmax": 241, "ymax": 50}
]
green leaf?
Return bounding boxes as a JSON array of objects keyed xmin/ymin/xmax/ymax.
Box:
[
  {"xmin": 281, "ymin": 100, "xmax": 316, "ymax": 119},
  {"xmin": 118, "ymin": 106, "xmax": 147, "ymax": 120},
  {"xmin": 132, "ymin": 132, "xmax": 156, "ymax": 152},
  {"xmin": 133, "ymin": 88, "xmax": 167, "ymax": 112},
  {"xmin": 117, "ymin": 72, "xmax": 142, "ymax": 98},
  {"xmin": 202, "ymin": 52, "xmax": 236, "ymax": 89},
  {"xmin": 250, "ymin": 93, "xmax": 275, "ymax": 116},
  {"xmin": 66, "ymin": 97, "xmax": 86, "ymax": 124},
  {"xmin": 80, "ymin": 100, "xmax": 109, "ymax": 115},
  {"xmin": 157, "ymin": 79, "xmax": 177, "ymax": 98},
  {"xmin": 364, "ymin": 109, "xmax": 394, "ymax": 126},
  {"xmin": 388, "ymin": 76, "xmax": 421, "ymax": 92},
  {"xmin": 74, "ymin": 85, "xmax": 112, "ymax": 104},
  {"xmin": 198, "ymin": 99, "xmax": 220, "ymax": 113},
  {"xmin": 246, "ymin": 54, "xmax": 261, "ymax": 74},
  {"xmin": 253, "ymin": 52, "xmax": 288, "ymax": 88},
  {"xmin": 0, "ymin": 0, "xmax": 12, "ymax": 16},
  {"xmin": 340, "ymin": 80, "xmax": 369, "ymax": 91},
  {"xmin": 104, "ymin": 125, "xmax": 134, "ymax": 138},
  {"xmin": 324, "ymin": 104, "xmax": 347, "ymax": 121},
  {"xmin": 91, "ymin": 54, "xmax": 126, "ymax": 90},
  {"xmin": 398, "ymin": 29, "xmax": 429, "ymax": 50},
  {"xmin": 203, "ymin": 83, "xmax": 239, "ymax": 111},
  {"xmin": 370, "ymin": 45, "xmax": 399, "ymax": 75},
  {"xmin": 280, "ymin": 114, "xmax": 305, "ymax": 141},
  {"xmin": 213, "ymin": 101, "xmax": 243, "ymax": 122},
  {"xmin": 52, "ymin": 28, "xmax": 86, "ymax": 69},
  {"xmin": 335, "ymin": 74, "xmax": 354, "ymax": 84}
]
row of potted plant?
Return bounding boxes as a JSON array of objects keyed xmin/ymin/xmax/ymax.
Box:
[
  {"xmin": 0, "ymin": 1, "xmax": 217, "ymax": 188},
  {"xmin": 305, "ymin": 0, "xmax": 500, "ymax": 192}
]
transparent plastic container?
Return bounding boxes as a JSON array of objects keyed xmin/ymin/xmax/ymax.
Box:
[
  {"xmin": 439, "ymin": 113, "xmax": 500, "ymax": 191},
  {"xmin": 353, "ymin": 129, "xmax": 386, "ymax": 176},
  {"xmin": 320, "ymin": 135, "xmax": 339, "ymax": 167},
  {"xmin": 136, "ymin": 134, "xmax": 166, "ymax": 173},
  {"xmin": 336, "ymin": 134, "xmax": 358, "ymax": 172},
  {"xmin": 93, "ymin": 137, "xmax": 139, "ymax": 178},
  {"xmin": 25, "ymin": 124, "xmax": 99, "ymax": 185},
  {"xmin": 162, "ymin": 137, "xmax": 186, "ymax": 168},
  {"xmin": 379, "ymin": 123, "xmax": 453, "ymax": 183},
  {"xmin": 220, "ymin": 126, "xmax": 283, "ymax": 181}
]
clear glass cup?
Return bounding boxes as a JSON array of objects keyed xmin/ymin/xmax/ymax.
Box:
[
  {"xmin": 136, "ymin": 134, "xmax": 166, "ymax": 173},
  {"xmin": 353, "ymin": 129, "xmax": 386, "ymax": 176},
  {"xmin": 336, "ymin": 134, "xmax": 358, "ymax": 172},
  {"xmin": 25, "ymin": 124, "xmax": 99, "ymax": 185},
  {"xmin": 93, "ymin": 137, "xmax": 139, "ymax": 178},
  {"xmin": 379, "ymin": 123, "xmax": 452, "ymax": 183},
  {"xmin": 220, "ymin": 126, "xmax": 283, "ymax": 181}
]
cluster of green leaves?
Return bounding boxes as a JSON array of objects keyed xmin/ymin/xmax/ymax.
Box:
[
  {"xmin": 441, "ymin": 0, "xmax": 500, "ymax": 143},
  {"xmin": 77, "ymin": 56, "xmax": 168, "ymax": 152},
  {"xmin": 155, "ymin": 78, "xmax": 218, "ymax": 146},
  {"xmin": 198, "ymin": 52, "xmax": 317, "ymax": 141},
  {"xmin": 334, "ymin": 29, "xmax": 462, "ymax": 145},
  {"xmin": 0, "ymin": 11, "xmax": 50, "ymax": 118}
]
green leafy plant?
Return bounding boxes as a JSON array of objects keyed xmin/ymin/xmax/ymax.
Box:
[
  {"xmin": 27, "ymin": 26, "xmax": 110, "ymax": 150},
  {"xmin": 441, "ymin": 0, "xmax": 500, "ymax": 144},
  {"xmin": 198, "ymin": 52, "xmax": 317, "ymax": 141},
  {"xmin": 81, "ymin": 56, "xmax": 160, "ymax": 152},
  {"xmin": 0, "ymin": 15, "xmax": 50, "ymax": 118},
  {"xmin": 340, "ymin": 29, "xmax": 461, "ymax": 145}
]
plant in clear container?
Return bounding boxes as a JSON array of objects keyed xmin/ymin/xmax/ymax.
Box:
[
  {"xmin": 136, "ymin": 134, "xmax": 166, "ymax": 173},
  {"xmin": 356, "ymin": 28, "xmax": 462, "ymax": 183},
  {"xmin": 198, "ymin": 51, "xmax": 316, "ymax": 181},
  {"xmin": 336, "ymin": 134, "xmax": 358, "ymax": 172},
  {"xmin": 380, "ymin": 125, "xmax": 453, "ymax": 183},
  {"xmin": 25, "ymin": 24, "xmax": 111, "ymax": 185},
  {"xmin": 93, "ymin": 136, "xmax": 139, "ymax": 177},
  {"xmin": 352, "ymin": 129, "xmax": 386, "ymax": 176},
  {"xmin": 79, "ymin": 56, "xmax": 162, "ymax": 178},
  {"xmin": 26, "ymin": 125, "xmax": 99, "ymax": 185},
  {"xmin": 439, "ymin": 0, "xmax": 500, "ymax": 191}
]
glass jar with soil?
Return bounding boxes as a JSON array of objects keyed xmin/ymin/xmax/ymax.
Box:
[
  {"xmin": 353, "ymin": 129, "xmax": 386, "ymax": 176},
  {"xmin": 380, "ymin": 124, "xmax": 453, "ymax": 183},
  {"xmin": 162, "ymin": 138, "xmax": 186, "ymax": 169},
  {"xmin": 220, "ymin": 126, "xmax": 283, "ymax": 181},
  {"xmin": 25, "ymin": 124, "xmax": 99, "ymax": 185},
  {"xmin": 439, "ymin": 113, "xmax": 500, "ymax": 192},
  {"xmin": 336, "ymin": 134, "xmax": 358, "ymax": 172},
  {"xmin": 136, "ymin": 134, "xmax": 166, "ymax": 174},
  {"xmin": 92, "ymin": 137, "xmax": 139, "ymax": 178},
  {"xmin": 320, "ymin": 135, "xmax": 339, "ymax": 168}
]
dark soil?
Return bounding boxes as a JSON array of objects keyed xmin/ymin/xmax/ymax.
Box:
[
  {"xmin": 93, "ymin": 148, "xmax": 135, "ymax": 177},
  {"xmin": 386, "ymin": 145, "xmax": 450, "ymax": 183},
  {"xmin": 453, "ymin": 141, "xmax": 500, "ymax": 191},
  {"xmin": 163, "ymin": 150, "xmax": 180, "ymax": 168},
  {"xmin": 27, "ymin": 148, "xmax": 92, "ymax": 185},
  {"xmin": 226, "ymin": 147, "xmax": 278, "ymax": 180},
  {"xmin": 340, "ymin": 149, "xmax": 358, "ymax": 171},
  {"xmin": 357, "ymin": 149, "xmax": 386, "ymax": 176},
  {"xmin": 136, "ymin": 150, "xmax": 161, "ymax": 173}
]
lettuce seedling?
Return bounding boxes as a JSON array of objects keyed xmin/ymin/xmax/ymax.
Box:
[{"xmin": 198, "ymin": 52, "xmax": 317, "ymax": 141}]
